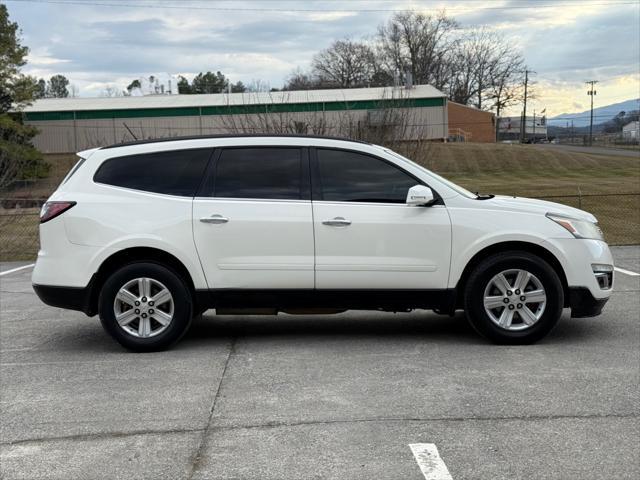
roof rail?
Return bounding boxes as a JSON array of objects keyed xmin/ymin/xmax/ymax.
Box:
[{"xmin": 100, "ymin": 133, "xmax": 371, "ymax": 150}]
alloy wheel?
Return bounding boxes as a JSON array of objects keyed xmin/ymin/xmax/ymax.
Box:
[
  {"xmin": 483, "ymin": 269, "xmax": 547, "ymax": 331},
  {"xmin": 113, "ymin": 277, "xmax": 174, "ymax": 338}
]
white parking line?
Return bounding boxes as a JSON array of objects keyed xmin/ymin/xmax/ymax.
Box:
[
  {"xmin": 615, "ymin": 267, "xmax": 640, "ymax": 277},
  {"xmin": 0, "ymin": 264, "xmax": 35, "ymax": 277},
  {"xmin": 409, "ymin": 443, "xmax": 453, "ymax": 480}
]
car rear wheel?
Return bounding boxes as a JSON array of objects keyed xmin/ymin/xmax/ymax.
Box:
[
  {"xmin": 463, "ymin": 251, "xmax": 564, "ymax": 344},
  {"xmin": 98, "ymin": 262, "xmax": 193, "ymax": 352}
]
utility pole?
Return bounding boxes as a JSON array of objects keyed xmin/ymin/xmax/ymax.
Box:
[
  {"xmin": 521, "ymin": 69, "xmax": 534, "ymax": 143},
  {"xmin": 533, "ymin": 110, "xmax": 536, "ymax": 140},
  {"xmin": 586, "ymin": 80, "xmax": 598, "ymax": 146},
  {"xmin": 571, "ymin": 120, "xmax": 574, "ymax": 144}
]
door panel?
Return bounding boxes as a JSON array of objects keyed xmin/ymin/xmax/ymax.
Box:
[
  {"xmin": 193, "ymin": 199, "xmax": 314, "ymax": 289},
  {"xmin": 311, "ymin": 148, "xmax": 451, "ymax": 290},
  {"xmin": 313, "ymin": 202, "xmax": 451, "ymax": 289},
  {"xmin": 192, "ymin": 146, "xmax": 313, "ymax": 289}
]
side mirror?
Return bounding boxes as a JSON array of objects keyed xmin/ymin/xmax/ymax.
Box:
[{"xmin": 406, "ymin": 185, "xmax": 435, "ymax": 206}]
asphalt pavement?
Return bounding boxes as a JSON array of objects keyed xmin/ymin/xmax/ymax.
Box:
[{"xmin": 1, "ymin": 247, "xmax": 638, "ymax": 479}]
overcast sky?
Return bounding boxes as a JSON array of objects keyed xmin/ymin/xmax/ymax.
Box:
[{"xmin": 5, "ymin": 0, "xmax": 640, "ymax": 115}]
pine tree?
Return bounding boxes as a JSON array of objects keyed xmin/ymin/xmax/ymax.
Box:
[{"xmin": 0, "ymin": 4, "xmax": 48, "ymax": 189}]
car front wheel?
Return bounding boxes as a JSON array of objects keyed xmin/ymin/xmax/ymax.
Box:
[
  {"xmin": 463, "ymin": 251, "xmax": 564, "ymax": 344},
  {"xmin": 98, "ymin": 262, "xmax": 193, "ymax": 352}
]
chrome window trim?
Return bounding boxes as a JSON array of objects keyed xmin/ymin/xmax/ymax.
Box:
[{"xmin": 193, "ymin": 196, "xmax": 312, "ymax": 204}]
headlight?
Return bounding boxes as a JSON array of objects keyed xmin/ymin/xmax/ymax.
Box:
[{"xmin": 546, "ymin": 213, "xmax": 603, "ymax": 240}]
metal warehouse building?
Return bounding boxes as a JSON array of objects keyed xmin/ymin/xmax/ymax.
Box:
[{"xmin": 21, "ymin": 85, "xmax": 448, "ymax": 154}]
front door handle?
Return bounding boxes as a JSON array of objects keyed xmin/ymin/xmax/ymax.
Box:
[
  {"xmin": 200, "ymin": 214, "xmax": 229, "ymax": 224},
  {"xmin": 322, "ymin": 217, "xmax": 351, "ymax": 227}
]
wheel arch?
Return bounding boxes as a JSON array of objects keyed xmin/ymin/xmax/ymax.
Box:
[
  {"xmin": 87, "ymin": 246, "xmax": 206, "ymax": 316},
  {"xmin": 454, "ymin": 241, "xmax": 570, "ymax": 309}
]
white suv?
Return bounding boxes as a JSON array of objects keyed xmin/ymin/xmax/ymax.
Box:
[{"xmin": 33, "ymin": 135, "xmax": 613, "ymax": 351}]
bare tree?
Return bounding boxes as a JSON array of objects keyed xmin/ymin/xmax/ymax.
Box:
[
  {"xmin": 447, "ymin": 27, "xmax": 525, "ymax": 115},
  {"xmin": 377, "ymin": 11, "xmax": 458, "ymax": 90},
  {"xmin": 447, "ymin": 42, "xmax": 475, "ymax": 105},
  {"xmin": 68, "ymin": 83, "xmax": 79, "ymax": 97},
  {"xmin": 217, "ymin": 89, "xmax": 437, "ymax": 157},
  {"xmin": 486, "ymin": 50, "xmax": 526, "ymax": 119},
  {"xmin": 311, "ymin": 38, "xmax": 377, "ymax": 88},
  {"xmin": 246, "ymin": 79, "xmax": 271, "ymax": 93},
  {"xmin": 283, "ymin": 68, "xmax": 318, "ymax": 91},
  {"xmin": 280, "ymin": 11, "xmax": 525, "ymax": 110},
  {"xmin": 447, "ymin": 27, "xmax": 495, "ymax": 108},
  {"xmin": 100, "ymin": 85, "xmax": 123, "ymax": 97}
]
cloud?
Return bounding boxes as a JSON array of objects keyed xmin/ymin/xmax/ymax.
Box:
[{"xmin": 27, "ymin": 49, "xmax": 70, "ymax": 67}]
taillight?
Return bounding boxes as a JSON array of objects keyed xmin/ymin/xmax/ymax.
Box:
[{"xmin": 40, "ymin": 201, "xmax": 76, "ymax": 223}]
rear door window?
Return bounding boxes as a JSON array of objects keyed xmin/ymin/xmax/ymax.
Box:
[
  {"xmin": 94, "ymin": 148, "xmax": 212, "ymax": 196},
  {"xmin": 213, "ymin": 148, "xmax": 305, "ymax": 200}
]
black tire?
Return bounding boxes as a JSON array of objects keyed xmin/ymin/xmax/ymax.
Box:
[
  {"xmin": 98, "ymin": 262, "xmax": 193, "ymax": 352},
  {"xmin": 463, "ymin": 251, "xmax": 564, "ymax": 344}
]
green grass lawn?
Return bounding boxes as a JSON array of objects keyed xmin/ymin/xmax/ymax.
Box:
[
  {"xmin": 0, "ymin": 211, "xmax": 40, "ymax": 262},
  {"xmin": 406, "ymin": 142, "xmax": 640, "ymax": 244},
  {"xmin": 409, "ymin": 142, "xmax": 640, "ymax": 196}
]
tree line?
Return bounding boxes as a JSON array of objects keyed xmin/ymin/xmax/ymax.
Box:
[
  {"xmin": 602, "ymin": 110, "xmax": 639, "ymax": 134},
  {"xmin": 283, "ymin": 11, "xmax": 526, "ymax": 117},
  {"xmin": 34, "ymin": 74, "xmax": 73, "ymax": 98},
  {"xmin": 124, "ymin": 72, "xmax": 247, "ymax": 95},
  {"xmin": 115, "ymin": 10, "xmax": 526, "ymax": 117}
]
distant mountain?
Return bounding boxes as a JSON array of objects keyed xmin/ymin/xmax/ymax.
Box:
[{"xmin": 549, "ymin": 98, "xmax": 640, "ymax": 128}]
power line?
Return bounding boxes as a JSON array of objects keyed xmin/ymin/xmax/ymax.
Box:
[{"xmin": 6, "ymin": 0, "xmax": 639, "ymax": 13}]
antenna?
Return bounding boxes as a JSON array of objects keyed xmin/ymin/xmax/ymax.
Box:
[{"xmin": 122, "ymin": 122, "xmax": 138, "ymax": 140}]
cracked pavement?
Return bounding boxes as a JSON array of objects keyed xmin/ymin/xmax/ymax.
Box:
[{"xmin": 1, "ymin": 246, "xmax": 638, "ymax": 479}]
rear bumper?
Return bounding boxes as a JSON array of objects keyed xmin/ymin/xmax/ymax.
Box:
[
  {"xmin": 569, "ymin": 287, "xmax": 609, "ymax": 318},
  {"xmin": 33, "ymin": 283, "xmax": 95, "ymax": 316}
]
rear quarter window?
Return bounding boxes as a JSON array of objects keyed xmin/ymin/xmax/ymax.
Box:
[
  {"xmin": 93, "ymin": 148, "xmax": 212, "ymax": 196},
  {"xmin": 61, "ymin": 157, "xmax": 86, "ymax": 184}
]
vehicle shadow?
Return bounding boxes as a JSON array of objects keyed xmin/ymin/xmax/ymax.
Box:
[
  {"xmin": 36, "ymin": 309, "xmax": 608, "ymax": 354},
  {"xmin": 181, "ymin": 309, "xmax": 609, "ymax": 347},
  {"xmin": 182, "ymin": 310, "xmax": 481, "ymax": 346}
]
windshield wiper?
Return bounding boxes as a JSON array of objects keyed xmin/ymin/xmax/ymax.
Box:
[{"xmin": 475, "ymin": 193, "xmax": 495, "ymax": 200}]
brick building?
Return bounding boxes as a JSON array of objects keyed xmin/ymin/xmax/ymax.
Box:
[{"xmin": 447, "ymin": 101, "xmax": 496, "ymax": 143}]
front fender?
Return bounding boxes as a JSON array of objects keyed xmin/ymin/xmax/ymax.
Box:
[{"xmin": 446, "ymin": 207, "xmax": 571, "ymax": 288}]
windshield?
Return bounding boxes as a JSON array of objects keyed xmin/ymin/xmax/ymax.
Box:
[{"xmin": 382, "ymin": 148, "xmax": 478, "ymax": 199}]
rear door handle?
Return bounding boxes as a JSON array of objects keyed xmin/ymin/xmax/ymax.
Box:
[
  {"xmin": 200, "ymin": 214, "xmax": 229, "ymax": 224},
  {"xmin": 322, "ymin": 217, "xmax": 351, "ymax": 227}
]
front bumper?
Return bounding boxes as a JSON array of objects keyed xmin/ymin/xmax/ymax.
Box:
[
  {"xmin": 544, "ymin": 238, "xmax": 614, "ymax": 298},
  {"xmin": 543, "ymin": 238, "xmax": 613, "ymax": 318},
  {"xmin": 568, "ymin": 287, "xmax": 609, "ymax": 318}
]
